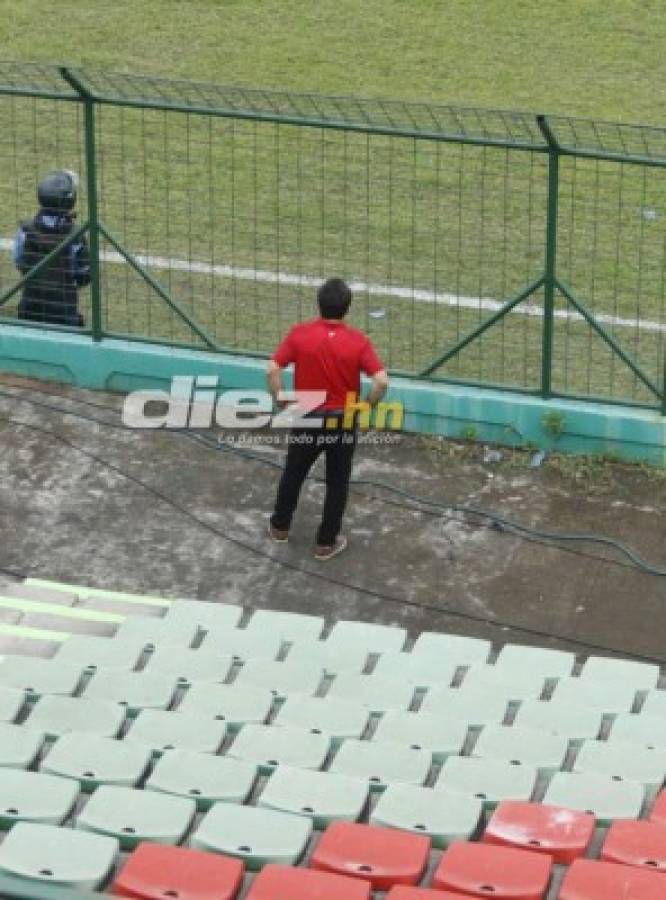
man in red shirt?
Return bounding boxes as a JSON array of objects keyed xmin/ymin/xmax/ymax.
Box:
[{"xmin": 267, "ymin": 278, "xmax": 388, "ymax": 560}]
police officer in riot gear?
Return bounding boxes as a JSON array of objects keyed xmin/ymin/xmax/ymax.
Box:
[{"xmin": 14, "ymin": 170, "xmax": 91, "ymax": 326}]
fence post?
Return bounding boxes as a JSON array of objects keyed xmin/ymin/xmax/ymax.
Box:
[
  {"xmin": 59, "ymin": 68, "xmax": 103, "ymax": 341},
  {"xmin": 537, "ymin": 115, "xmax": 560, "ymax": 399}
]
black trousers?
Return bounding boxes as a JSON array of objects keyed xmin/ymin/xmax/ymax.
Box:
[{"xmin": 271, "ymin": 420, "xmax": 357, "ymax": 545}]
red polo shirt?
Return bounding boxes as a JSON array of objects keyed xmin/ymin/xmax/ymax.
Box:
[{"xmin": 272, "ymin": 318, "xmax": 384, "ymax": 410}]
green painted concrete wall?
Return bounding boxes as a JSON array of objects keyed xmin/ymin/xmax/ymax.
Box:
[{"xmin": 0, "ymin": 325, "xmax": 664, "ymax": 465}]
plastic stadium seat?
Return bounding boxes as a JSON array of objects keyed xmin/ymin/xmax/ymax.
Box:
[
  {"xmin": 192, "ymin": 802, "xmax": 312, "ymax": 870},
  {"xmin": 573, "ymin": 738, "xmax": 666, "ymax": 790},
  {"xmin": 258, "ymin": 765, "xmax": 368, "ymax": 828},
  {"xmin": 550, "ymin": 676, "xmax": 637, "ymax": 715},
  {"xmin": 81, "ymin": 669, "xmax": 178, "ymax": 715},
  {"xmin": 371, "ymin": 784, "xmax": 482, "ymax": 848},
  {"xmin": 386, "ymin": 890, "xmax": 469, "ymax": 900},
  {"xmin": 494, "ymin": 644, "xmax": 575, "ymax": 680},
  {"xmin": 124, "ymin": 709, "xmax": 227, "ymax": 755},
  {"xmin": 199, "ymin": 626, "xmax": 283, "ymax": 663},
  {"xmin": 641, "ymin": 689, "xmax": 666, "ymax": 718},
  {"xmin": 411, "ymin": 632, "xmax": 491, "ymax": 666},
  {"xmin": 0, "ymin": 656, "xmax": 84, "ymax": 698},
  {"xmin": 141, "ymin": 645, "xmax": 234, "ymax": 686},
  {"xmin": 112, "ymin": 841, "xmax": 244, "ymax": 900},
  {"xmin": 609, "ymin": 712, "xmax": 666, "ymax": 750},
  {"xmin": 27, "ymin": 695, "xmax": 126, "ymax": 739},
  {"xmin": 543, "ymin": 771, "xmax": 644, "ymax": 825},
  {"xmin": 55, "ymin": 634, "xmax": 146, "ymax": 671},
  {"xmin": 461, "ymin": 664, "xmax": 547, "ymax": 702},
  {"xmin": 41, "ymin": 733, "xmax": 152, "ymax": 792},
  {"xmin": 473, "ymin": 724, "xmax": 568, "ymax": 775},
  {"xmin": 580, "ymin": 656, "xmax": 660, "ymax": 691},
  {"xmin": 0, "ymin": 722, "xmax": 45, "ymax": 769},
  {"xmin": 233, "ymin": 658, "xmax": 323, "ymax": 699},
  {"xmin": 161, "ymin": 598, "xmax": 244, "ymax": 631},
  {"xmin": 0, "ymin": 821, "xmax": 118, "ymax": 890},
  {"xmin": 0, "ymin": 687, "xmax": 25, "ymax": 722},
  {"xmin": 649, "ymin": 788, "xmax": 666, "ymax": 825},
  {"xmin": 326, "ymin": 673, "xmax": 416, "ymax": 714},
  {"xmin": 286, "ymin": 638, "xmax": 370, "ymax": 676},
  {"xmin": 113, "ymin": 615, "xmax": 199, "ymax": 649},
  {"xmin": 432, "ymin": 841, "xmax": 552, "ymax": 899},
  {"xmin": 483, "ymin": 800, "xmax": 595, "ymax": 864},
  {"xmin": 325, "ymin": 620, "xmax": 407, "ymax": 654},
  {"xmin": 372, "ymin": 652, "xmax": 458, "ymax": 689},
  {"xmin": 419, "ymin": 685, "xmax": 509, "ymax": 728},
  {"xmin": 244, "ymin": 609, "xmax": 325, "ymax": 643},
  {"xmin": 372, "ymin": 710, "xmax": 468, "ymax": 763},
  {"xmin": 514, "ymin": 699, "xmax": 602, "ymax": 746},
  {"xmin": 227, "ymin": 722, "xmax": 330, "ymax": 773},
  {"xmin": 177, "ymin": 681, "xmax": 274, "ymax": 730},
  {"xmin": 146, "ymin": 749, "xmax": 257, "ymax": 809},
  {"xmin": 434, "ymin": 756, "xmax": 538, "ymax": 810},
  {"xmin": 558, "ymin": 858, "xmax": 666, "ymax": 900},
  {"xmin": 273, "ymin": 695, "xmax": 369, "ymax": 744},
  {"xmin": 310, "ymin": 820, "xmax": 431, "ymax": 891},
  {"xmin": 0, "ymin": 769, "xmax": 79, "ymax": 828},
  {"xmin": 329, "ymin": 738, "xmax": 431, "ymax": 790},
  {"xmin": 76, "ymin": 784, "xmax": 195, "ymax": 850},
  {"xmin": 600, "ymin": 819, "xmax": 666, "ymax": 872},
  {"xmin": 246, "ymin": 864, "xmax": 372, "ymax": 900}
]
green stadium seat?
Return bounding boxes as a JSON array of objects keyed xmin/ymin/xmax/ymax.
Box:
[
  {"xmin": 112, "ymin": 842, "xmax": 245, "ymax": 900},
  {"xmin": 141, "ymin": 645, "xmax": 234, "ymax": 686},
  {"xmin": 326, "ymin": 673, "xmax": 416, "ymax": 713},
  {"xmin": 550, "ymin": 676, "xmax": 637, "ymax": 715},
  {"xmin": 40, "ymin": 733, "xmax": 152, "ymax": 792},
  {"xmin": 272, "ymin": 695, "xmax": 369, "ymax": 744},
  {"xmin": 285, "ymin": 638, "xmax": 370, "ymax": 675},
  {"xmin": 411, "ymin": 632, "xmax": 491, "ymax": 666},
  {"xmin": 162, "ymin": 598, "xmax": 244, "ymax": 631},
  {"xmin": 55, "ymin": 634, "xmax": 146, "ymax": 671},
  {"xmin": 559, "ymin": 858, "xmax": 666, "ymax": 900},
  {"xmin": 76, "ymin": 784, "xmax": 196, "ymax": 850},
  {"xmin": 0, "ymin": 687, "xmax": 25, "ymax": 722},
  {"xmin": 0, "ymin": 657, "xmax": 84, "ymax": 699},
  {"xmin": 81, "ymin": 669, "xmax": 178, "ymax": 715},
  {"xmin": 234, "ymin": 658, "xmax": 323, "ymax": 699},
  {"xmin": 601, "ymin": 819, "xmax": 666, "ymax": 872},
  {"xmin": 328, "ymin": 738, "xmax": 431, "ymax": 790},
  {"xmin": 226, "ymin": 722, "xmax": 330, "ymax": 773},
  {"xmin": 472, "ymin": 723, "xmax": 568, "ymax": 775},
  {"xmin": 146, "ymin": 748, "xmax": 257, "ymax": 809},
  {"xmin": 543, "ymin": 771, "xmax": 644, "ymax": 825},
  {"xmin": 246, "ymin": 864, "xmax": 372, "ymax": 900},
  {"xmin": 244, "ymin": 609, "xmax": 324, "ymax": 643},
  {"xmin": 573, "ymin": 738, "xmax": 666, "ymax": 790},
  {"xmin": 258, "ymin": 765, "xmax": 369, "ymax": 828},
  {"xmin": 199, "ymin": 626, "xmax": 283, "ymax": 663},
  {"xmin": 371, "ymin": 652, "xmax": 458, "ymax": 689},
  {"xmin": 0, "ymin": 769, "xmax": 78, "ymax": 828},
  {"xmin": 482, "ymin": 800, "xmax": 595, "ymax": 864},
  {"xmin": 113, "ymin": 615, "xmax": 199, "ymax": 650},
  {"xmin": 27, "ymin": 695, "xmax": 126, "ymax": 739},
  {"xmin": 0, "ymin": 722, "xmax": 45, "ymax": 769},
  {"xmin": 0, "ymin": 821, "xmax": 118, "ymax": 890},
  {"xmin": 513, "ymin": 698, "xmax": 603, "ymax": 745},
  {"xmin": 609, "ymin": 712, "xmax": 666, "ymax": 750},
  {"xmin": 461, "ymin": 664, "xmax": 547, "ymax": 701},
  {"xmin": 580, "ymin": 656, "xmax": 660, "ymax": 690},
  {"xmin": 432, "ymin": 841, "xmax": 552, "ymax": 899},
  {"xmin": 494, "ymin": 643, "xmax": 575, "ymax": 680},
  {"xmin": 372, "ymin": 710, "xmax": 468, "ymax": 763},
  {"xmin": 325, "ymin": 620, "xmax": 407, "ymax": 654},
  {"xmin": 176, "ymin": 681, "xmax": 274, "ymax": 730},
  {"xmin": 419, "ymin": 685, "xmax": 508, "ymax": 727},
  {"xmin": 191, "ymin": 802, "xmax": 312, "ymax": 870},
  {"xmin": 434, "ymin": 755, "xmax": 538, "ymax": 809},
  {"xmin": 124, "ymin": 709, "xmax": 227, "ymax": 755},
  {"xmin": 371, "ymin": 784, "xmax": 482, "ymax": 848}
]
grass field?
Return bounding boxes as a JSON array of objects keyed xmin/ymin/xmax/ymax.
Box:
[{"xmin": 0, "ymin": 1, "xmax": 664, "ymax": 407}]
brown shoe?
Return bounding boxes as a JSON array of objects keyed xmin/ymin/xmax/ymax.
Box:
[
  {"xmin": 314, "ymin": 535, "xmax": 348, "ymax": 561},
  {"xmin": 268, "ymin": 522, "xmax": 289, "ymax": 543}
]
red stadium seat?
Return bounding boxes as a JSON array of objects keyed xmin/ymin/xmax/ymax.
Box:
[
  {"xmin": 246, "ymin": 864, "xmax": 372, "ymax": 899},
  {"xmin": 386, "ymin": 889, "xmax": 469, "ymax": 899},
  {"xmin": 558, "ymin": 858, "xmax": 666, "ymax": 899},
  {"xmin": 111, "ymin": 841, "xmax": 244, "ymax": 900},
  {"xmin": 483, "ymin": 801, "xmax": 595, "ymax": 864},
  {"xmin": 310, "ymin": 821, "xmax": 431, "ymax": 891},
  {"xmin": 432, "ymin": 841, "xmax": 552, "ymax": 899},
  {"xmin": 600, "ymin": 819, "xmax": 666, "ymax": 872},
  {"xmin": 649, "ymin": 788, "xmax": 666, "ymax": 826}
]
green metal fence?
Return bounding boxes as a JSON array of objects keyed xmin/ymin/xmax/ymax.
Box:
[{"xmin": 0, "ymin": 62, "xmax": 665, "ymax": 412}]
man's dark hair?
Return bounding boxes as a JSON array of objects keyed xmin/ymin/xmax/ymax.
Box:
[{"xmin": 317, "ymin": 277, "xmax": 352, "ymax": 320}]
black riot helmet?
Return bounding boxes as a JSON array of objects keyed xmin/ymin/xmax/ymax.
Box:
[{"xmin": 37, "ymin": 170, "xmax": 78, "ymax": 212}]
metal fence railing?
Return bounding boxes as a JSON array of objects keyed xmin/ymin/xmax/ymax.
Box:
[{"xmin": 0, "ymin": 62, "xmax": 664, "ymax": 412}]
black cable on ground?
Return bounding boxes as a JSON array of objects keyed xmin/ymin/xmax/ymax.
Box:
[{"xmin": 2, "ymin": 413, "xmax": 664, "ymax": 666}]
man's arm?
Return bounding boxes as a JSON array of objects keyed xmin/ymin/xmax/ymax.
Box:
[
  {"xmin": 266, "ymin": 359, "xmax": 287, "ymax": 408},
  {"xmin": 366, "ymin": 369, "xmax": 389, "ymax": 407}
]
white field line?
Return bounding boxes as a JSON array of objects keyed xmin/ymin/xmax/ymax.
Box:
[{"xmin": 2, "ymin": 238, "xmax": 665, "ymax": 334}]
